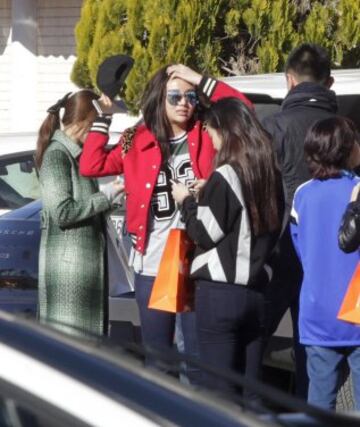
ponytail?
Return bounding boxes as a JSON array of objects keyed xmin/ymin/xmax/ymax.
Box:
[
  {"xmin": 36, "ymin": 92, "xmax": 72, "ymax": 168},
  {"xmin": 35, "ymin": 112, "xmax": 60, "ymax": 168},
  {"xmin": 36, "ymin": 90, "xmax": 98, "ymax": 168}
]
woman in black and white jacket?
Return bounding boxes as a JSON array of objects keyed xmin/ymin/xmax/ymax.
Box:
[{"xmin": 172, "ymin": 98, "xmax": 284, "ymax": 399}]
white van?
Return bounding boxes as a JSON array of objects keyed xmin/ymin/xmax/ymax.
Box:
[{"xmin": 223, "ymin": 69, "xmax": 360, "ymax": 129}]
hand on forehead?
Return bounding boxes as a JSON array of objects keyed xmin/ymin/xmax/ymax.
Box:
[
  {"xmin": 166, "ymin": 77, "xmax": 195, "ymax": 93},
  {"xmin": 166, "ymin": 63, "xmax": 202, "ymax": 87}
]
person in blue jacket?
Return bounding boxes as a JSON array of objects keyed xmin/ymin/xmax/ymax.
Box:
[{"xmin": 290, "ymin": 116, "xmax": 360, "ymax": 410}]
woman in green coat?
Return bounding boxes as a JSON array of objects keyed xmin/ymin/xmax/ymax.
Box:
[{"xmin": 36, "ymin": 90, "xmax": 123, "ymax": 336}]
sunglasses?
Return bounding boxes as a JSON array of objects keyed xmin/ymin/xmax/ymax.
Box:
[{"xmin": 166, "ymin": 90, "xmax": 198, "ymax": 107}]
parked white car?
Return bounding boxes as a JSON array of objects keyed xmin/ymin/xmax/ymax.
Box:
[{"xmin": 1, "ymin": 306, "xmax": 359, "ymax": 426}]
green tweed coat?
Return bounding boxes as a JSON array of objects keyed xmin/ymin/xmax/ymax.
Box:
[{"xmin": 38, "ymin": 130, "xmax": 111, "ymax": 336}]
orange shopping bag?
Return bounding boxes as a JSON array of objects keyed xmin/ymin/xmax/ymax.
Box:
[
  {"xmin": 337, "ymin": 263, "xmax": 360, "ymax": 324},
  {"xmin": 148, "ymin": 229, "xmax": 194, "ymax": 313}
]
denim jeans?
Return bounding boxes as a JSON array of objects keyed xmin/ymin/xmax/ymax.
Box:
[
  {"xmin": 195, "ymin": 279, "xmax": 267, "ymax": 402},
  {"xmin": 134, "ymin": 273, "xmax": 200, "ymax": 383},
  {"xmin": 306, "ymin": 345, "xmax": 360, "ymax": 410}
]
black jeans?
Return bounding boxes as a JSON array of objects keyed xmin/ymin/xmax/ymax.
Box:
[
  {"xmin": 266, "ymin": 225, "xmax": 308, "ymax": 398},
  {"xmin": 134, "ymin": 274, "xmax": 199, "ymax": 383},
  {"xmin": 195, "ymin": 279, "xmax": 267, "ymax": 401}
]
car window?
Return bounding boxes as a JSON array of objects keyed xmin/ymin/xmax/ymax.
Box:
[
  {"xmin": 243, "ymin": 93, "xmax": 282, "ymax": 121},
  {"xmin": 0, "ymin": 393, "xmax": 86, "ymax": 427},
  {"xmin": 0, "ymin": 152, "xmax": 40, "ymax": 211},
  {"xmin": 246, "ymin": 93, "xmax": 360, "ymax": 132},
  {"xmin": 337, "ymin": 95, "xmax": 360, "ymax": 130}
]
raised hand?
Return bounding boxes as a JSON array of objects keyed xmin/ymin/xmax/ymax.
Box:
[{"xmin": 167, "ymin": 64, "xmax": 202, "ymax": 87}]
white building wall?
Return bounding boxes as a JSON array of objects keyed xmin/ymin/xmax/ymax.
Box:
[
  {"xmin": 0, "ymin": 0, "xmax": 11, "ymax": 132},
  {"xmin": 36, "ymin": 0, "xmax": 81, "ymax": 126},
  {"xmin": 0, "ymin": 1, "xmax": 137, "ymax": 135},
  {"xmin": 0, "ymin": 0, "xmax": 82, "ymax": 134}
]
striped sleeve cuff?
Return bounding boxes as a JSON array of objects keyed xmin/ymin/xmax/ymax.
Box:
[
  {"xmin": 90, "ymin": 116, "xmax": 112, "ymax": 135},
  {"xmin": 198, "ymin": 76, "xmax": 217, "ymax": 98}
]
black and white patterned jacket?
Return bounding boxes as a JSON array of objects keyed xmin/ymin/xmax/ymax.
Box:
[{"xmin": 181, "ymin": 164, "xmax": 281, "ymax": 287}]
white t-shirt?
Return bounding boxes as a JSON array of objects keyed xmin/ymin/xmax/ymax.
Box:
[{"xmin": 130, "ymin": 132, "xmax": 195, "ymax": 276}]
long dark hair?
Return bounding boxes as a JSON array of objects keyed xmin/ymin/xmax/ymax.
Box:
[
  {"xmin": 36, "ymin": 90, "xmax": 99, "ymax": 168},
  {"xmin": 304, "ymin": 116, "xmax": 358, "ymax": 179},
  {"xmin": 141, "ymin": 65, "xmax": 207, "ymax": 164},
  {"xmin": 205, "ymin": 98, "xmax": 282, "ymax": 235}
]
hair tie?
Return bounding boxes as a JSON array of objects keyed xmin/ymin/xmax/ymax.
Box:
[{"xmin": 47, "ymin": 92, "xmax": 72, "ymax": 114}]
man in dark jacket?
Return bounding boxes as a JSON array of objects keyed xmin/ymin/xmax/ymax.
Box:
[{"xmin": 262, "ymin": 43, "xmax": 337, "ymax": 398}]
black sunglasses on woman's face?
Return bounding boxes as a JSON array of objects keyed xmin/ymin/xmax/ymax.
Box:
[{"xmin": 166, "ymin": 90, "xmax": 198, "ymax": 107}]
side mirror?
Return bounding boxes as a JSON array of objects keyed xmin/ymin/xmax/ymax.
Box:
[
  {"xmin": 20, "ymin": 160, "xmax": 34, "ymax": 174},
  {"xmin": 0, "ymin": 166, "xmax": 8, "ymax": 176}
]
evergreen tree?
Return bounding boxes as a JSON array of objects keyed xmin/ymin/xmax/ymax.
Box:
[
  {"xmin": 71, "ymin": 0, "xmax": 100, "ymax": 88},
  {"xmin": 73, "ymin": 0, "xmax": 225, "ymax": 112},
  {"xmin": 242, "ymin": 0, "xmax": 299, "ymax": 72},
  {"xmin": 300, "ymin": 2, "xmax": 336, "ymax": 51},
  {"xmin": 333, "ymin": 0, "xmax": 360, "ymax": 67},
  {"xmin": 87, "ymin": 0, "xmax": 133, "ymax": 86},
  {"xmin": 222, "ymin": 0, "xmax": 360, "ymax": 74},
  {"xmin": 71, "ymin": 0, "xmax": 360, "ymax": 112}
]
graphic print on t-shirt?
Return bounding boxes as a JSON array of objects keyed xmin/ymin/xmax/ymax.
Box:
[
  {"xmin": 150, "ymin": 134, "xmax": 195, "ymax": 221},
  {"xmin": 130, "ymin": 132, "xmax": 195, "ymax": 276}
]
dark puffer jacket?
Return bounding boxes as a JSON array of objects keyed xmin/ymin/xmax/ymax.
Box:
[
  {"xmin": 338, "ymin": 199, "xmax": 360, "ymax": 253},
  {"xmin": 262, "ymin": 82, "xmax": 338, "ymax": 217}
]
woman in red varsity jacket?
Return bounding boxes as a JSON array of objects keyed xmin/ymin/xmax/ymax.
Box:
[{"xmin": 80, "ymin": 64, "xmax": 251, "ymax": 377}]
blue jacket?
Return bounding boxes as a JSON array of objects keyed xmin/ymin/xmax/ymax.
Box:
[{"xmin": 290, "ymin": 173, "xmax": 360, "ymax": 346}]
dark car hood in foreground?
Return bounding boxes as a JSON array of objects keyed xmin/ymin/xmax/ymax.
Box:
[{"xmin": 0, "ymin": 310, "xmax": 358, "ymax": 427}]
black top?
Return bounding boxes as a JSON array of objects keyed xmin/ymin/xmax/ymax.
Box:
[
  {"xmin": 181, "ymin": 164, "xmax": 283, "ymax": 287},
  {"xmin": 262, "ymin": 82, "xmax": 338, "ymax": 218},
  {"xmin": 338, "ymin": 197, "xmax": 360, "ymax": 253}
]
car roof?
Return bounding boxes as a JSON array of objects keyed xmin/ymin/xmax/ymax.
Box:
[
  {"xmin": 1, "ymin": 69, "xmax": 359, "ymax": 156},
  {"xmin": 0, "ymin": 130, "xmax": 125, "ymax": 157},
  {"xmin": 0, "ymin": 311, "xmax": 274, "ymax": 427},
  {"xmin": 3, "ymin": 310, "xmax": 357, "ymax": 427},
  {"xmin": 0, "ymin": 132, "xmax": 38, "ymax": 156},
  {"xmin": 223, "ymin": 69, "xmax": 360, "ymax": 99}
]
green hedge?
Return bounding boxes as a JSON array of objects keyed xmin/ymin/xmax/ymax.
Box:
[{"xmin": 71, "ymin": 0, "xmax": 360, "ymax": 113}]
